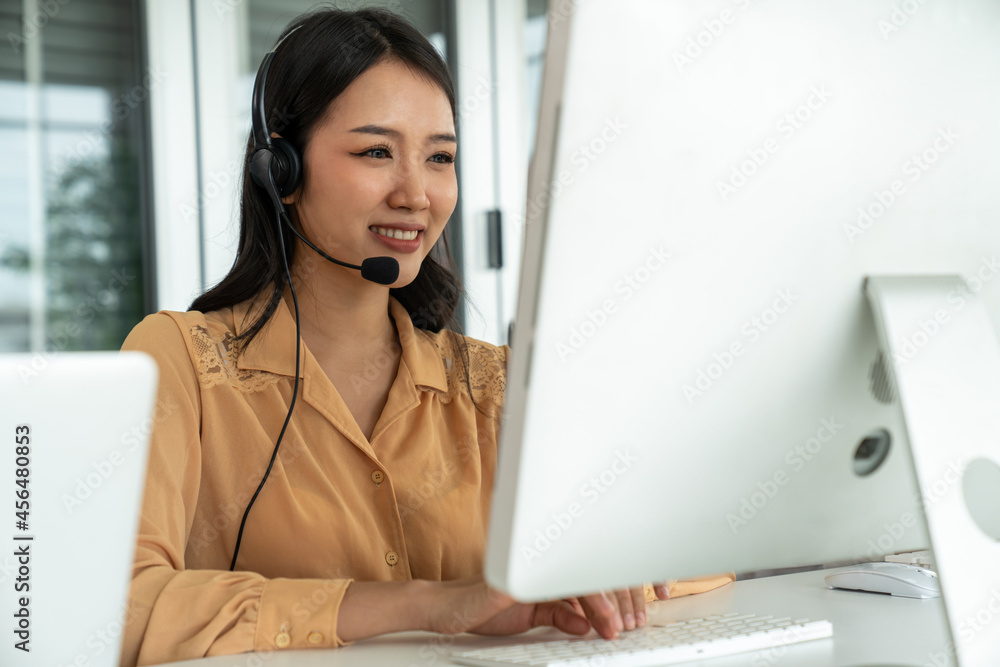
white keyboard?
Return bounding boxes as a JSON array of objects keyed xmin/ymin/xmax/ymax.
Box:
[{"xmin": 450, "ymin": 612, "xmax": 832, "ymax": 667}]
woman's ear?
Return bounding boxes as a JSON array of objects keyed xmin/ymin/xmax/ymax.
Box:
[{"xmin": 281, "ymin": 170, "xmax": 299, "ymax": 205}]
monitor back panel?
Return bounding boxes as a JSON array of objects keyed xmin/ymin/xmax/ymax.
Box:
[{"xmin": 488, "ymin": 0, "xmax": 1000, "ymax": 600}]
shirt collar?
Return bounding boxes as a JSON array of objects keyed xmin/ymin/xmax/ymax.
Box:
[{"xmin": 232, "ymin": 293, "xmax": 449, "ymax": 394}]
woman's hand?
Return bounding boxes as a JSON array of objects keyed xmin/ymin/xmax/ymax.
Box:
[
  {"xmin": 337, "ymin": 578, "xmax": 671, "ymax": 643},
  {"xmin": 422, "ymin": 577, "xmax": 659, "ymax": 640},
  {"xmin": 568, "ymin": 581, "xmax": 670, "ymax": 637}
]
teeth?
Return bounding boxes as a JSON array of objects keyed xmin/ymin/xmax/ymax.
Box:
[{"xmin": 371, "ymin": 226, "xmax": 419, "ymax": 241}]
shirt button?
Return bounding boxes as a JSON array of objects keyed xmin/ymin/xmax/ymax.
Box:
[
  {"xmin": 371, "ymin": 470, "xmax": 384, "ymax": 485},
  {"xmin": 275, "ymin": 631, "xmax": 291, "ymax": 648},
  {"xmin": 307, "ymin": 631, "xmax": 324, "ymax": 645},
  {"xmin": 385, "ymin": 550, "xmax": 399, "ymax": 566}
]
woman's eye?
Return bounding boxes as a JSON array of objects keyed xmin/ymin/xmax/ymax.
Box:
[
  {"xmin": 430, "ymin": 152, "xmax": 455, "ymax": 165},
  {"xmin": 354, "ymin": 145, "xmax": 392, "ymax": 159}
]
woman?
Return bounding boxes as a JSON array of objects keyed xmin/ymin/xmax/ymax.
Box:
[{"xmin": 120, "ymin": 8, "xmax": 716, "ymax": 666}]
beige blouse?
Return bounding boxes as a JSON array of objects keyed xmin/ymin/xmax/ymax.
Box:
[{"xmin": 119, "ymin": 295, "xmax": 508, "ymax": 666}]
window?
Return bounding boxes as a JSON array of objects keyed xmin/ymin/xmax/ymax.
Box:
[{"xmin": 0, "ymin": 0, "xmax": 151, "ymax": 353}]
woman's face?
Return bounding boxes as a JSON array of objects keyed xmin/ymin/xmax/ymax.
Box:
[{"xmin": 287, "ymin": 58, "xmax": 458, "ymax": 289}]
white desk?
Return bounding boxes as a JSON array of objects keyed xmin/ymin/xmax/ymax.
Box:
[{"xmin": 163, "ymin": 568, "xmax": 955, "ymax": 667}]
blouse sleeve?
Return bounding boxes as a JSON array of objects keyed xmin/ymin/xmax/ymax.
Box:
[{"xmin": 120, "ymin": 313, "xmax": 352, "ymax": 667}]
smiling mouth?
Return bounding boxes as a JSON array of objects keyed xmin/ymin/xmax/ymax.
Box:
[{"xmin": 369, "ymin": 226, "xmax": 420, "ymax": 241}]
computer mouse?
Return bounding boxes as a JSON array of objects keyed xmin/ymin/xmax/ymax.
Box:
[{"xmin": 824, "ymin": 562, "xmax": 940, "ymax": 599}]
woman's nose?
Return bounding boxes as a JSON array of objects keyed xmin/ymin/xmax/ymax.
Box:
[{"xmin": 388, "ymin": 164, "xmax": 431, "ymax": 211}]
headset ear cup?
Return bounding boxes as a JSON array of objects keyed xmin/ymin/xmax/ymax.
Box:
[
  {"xmin": 271, "ymin": 137, "xmax": 303, "ymax": 199},
  {"xmin": 249, "ymin": 148, "xmax": 284, "ymax": 212}
]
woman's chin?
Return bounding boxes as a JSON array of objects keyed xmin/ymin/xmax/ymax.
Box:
[
  {"xmin": 390, "ymin": 272, "xmax": 420, "ymax": 290},
  {"xmin": 390, "ymin": 254, "xmax": 431, "ymax": 287}
]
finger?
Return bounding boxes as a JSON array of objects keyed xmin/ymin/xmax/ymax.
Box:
[
  {"xmin": 653, "ymin": 583, "xmax": 671, "ymax": 600},
  {"xmin": 613, "ymin": 588, "xmax": 635, "ymax": 631},
  {"xmin": 566, "ymin": 597, "xmax": 585, "ymax": 617},
  {"xmin": 578, "ymin": 592, "xmax": 623, "ymax": 640},
  {"xmin": 531, "ymin": 600, "xmax": 591, "ymax": 636},
  {"xmin": 629, "ymin": 587, "xmax": 647, "ymax": 628}
]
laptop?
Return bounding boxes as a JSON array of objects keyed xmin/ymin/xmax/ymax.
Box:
[{"xmin": 0, "ymin": 352, "xmax": 157, "ymax": 667}]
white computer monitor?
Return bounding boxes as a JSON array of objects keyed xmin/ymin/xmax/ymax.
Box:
[{"xmin": 487, "ymin": 0, "xmax": 1000, "ymax": 638}]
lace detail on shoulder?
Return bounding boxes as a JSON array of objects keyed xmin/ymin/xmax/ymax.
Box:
[
  {"xmin": 439, "ymin": 336, "xmax": 507, "ymax": 415},
  {"xmin": 189, "ymin": 325, "xmax": 281, "ymax": 393}
]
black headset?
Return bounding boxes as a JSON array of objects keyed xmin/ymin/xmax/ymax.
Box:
[{"xmin": 248, "ymin": 28, "xmax": 304, "ymax": 215}]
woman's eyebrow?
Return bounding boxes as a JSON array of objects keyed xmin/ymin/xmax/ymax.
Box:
[{"xmin": 349, "ymin": 124, "xmax": 457, "ymax": 144}]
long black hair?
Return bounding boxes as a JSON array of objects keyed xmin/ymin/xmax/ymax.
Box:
[{"xmin": 190, "ymin": 7, "xmax": 464, "ymax": 347}]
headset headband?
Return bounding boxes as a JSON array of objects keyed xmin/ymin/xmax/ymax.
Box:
[{"xmin": 251, "ymin": 26, "xmax": 303, "ymax": 149}]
